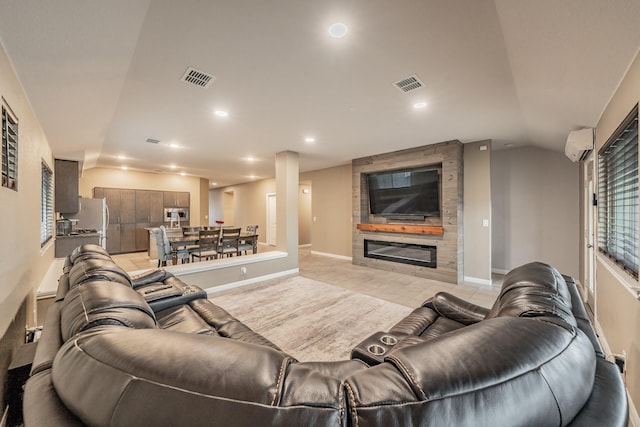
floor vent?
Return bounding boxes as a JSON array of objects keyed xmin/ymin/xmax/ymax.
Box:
[
  {"xmin": 181, "ymin": 67, "xmax": 215, "ymax": 88},
  {"xmin": 393, "ymin": 75, "xmax": 424, "ymax": 93},
  {"xmin": 146, "ymin": 138, "xmax": 160, "ymax": 144}
]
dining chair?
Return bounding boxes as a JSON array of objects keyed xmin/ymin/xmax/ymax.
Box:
[
  {"xmin": 191, "ymin": 229, "xmax": 220, "ymax": 262},
  {"xmin": 217, "ymin": 227, "xmax": 241, "ymax": 257},
  {"xmin": 151, "ymin": 226, "xmax": 189, "ymax": 266},
  {"xmin": 182, "ymin": 226, "xmax": 201, "ymax": 236},
  {"xmin": 238, "ymin": 225, "xmax": 259, "ymax": 255}
]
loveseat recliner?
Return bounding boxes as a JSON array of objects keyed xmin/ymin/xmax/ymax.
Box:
[{"xmin": 23, "ymin": 244, "xmax": 627, "ymax": 426}]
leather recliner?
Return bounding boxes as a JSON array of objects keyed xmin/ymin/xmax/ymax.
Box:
[{"xmin": 23, "ymin": 245, "xmax": 627, "ymax": 426}]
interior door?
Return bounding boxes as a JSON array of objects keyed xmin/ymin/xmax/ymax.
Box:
[
  {"xmin": 584, "ymin": 157, "xmax": 596, "ymax": 311},
  {"xmin": 267, "ymin": 193, "xmax": 276, "ymax": 246}
]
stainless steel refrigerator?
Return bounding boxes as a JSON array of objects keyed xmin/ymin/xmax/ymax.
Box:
[{"xmin": 64, "ymin": 198, "xmax": 108, "ymax": 249}]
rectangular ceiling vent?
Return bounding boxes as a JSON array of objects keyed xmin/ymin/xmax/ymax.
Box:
[
  {"xmin": 146, "ymin": 138, "xmax": 160, "ymax": 144},
  {"xmin": 393, "ymin": 75, "xmax": 424, "ymax": 93},
  {"xmin": 181, "ymin": 67, "xmax": 215, "ymax": 88}
]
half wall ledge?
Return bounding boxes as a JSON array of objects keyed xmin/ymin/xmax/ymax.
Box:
[{"xmin": 356, "ymin": 223, "xmax": 444, "ymax": 236}]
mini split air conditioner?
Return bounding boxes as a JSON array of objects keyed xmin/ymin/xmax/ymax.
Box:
[{"xmin": 565, "ymin": 128, "xmax": 594, "ymax": 162}]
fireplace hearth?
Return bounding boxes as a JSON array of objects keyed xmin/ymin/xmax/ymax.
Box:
[{"xmin": 364, "ymin": 240, "xmax": 437, "ymax": 268}]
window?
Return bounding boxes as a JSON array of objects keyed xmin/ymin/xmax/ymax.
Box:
[
  {"xmin": 41, "ymin": 161, "xmax": 53, "ymax": 246},
  {"xmin": 1, "ymin": 100, "xmax": 18, "ymax": 191},
  {"xmin": 597, "ymin": 104, "xmax": 638, "ymax": 278}
]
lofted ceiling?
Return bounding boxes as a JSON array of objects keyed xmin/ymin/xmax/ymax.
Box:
[{"xmin": 0, "ymin": 0, "xmax": 639, "ymax": 187}]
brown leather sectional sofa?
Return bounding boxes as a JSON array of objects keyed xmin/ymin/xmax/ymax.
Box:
[{"xmin": 23, "ymin": 244, "xmax": 627, "ymax": 426}]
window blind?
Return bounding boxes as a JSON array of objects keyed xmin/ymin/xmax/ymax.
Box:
[
  {"xmin": 41, "ymin": 162, "xmax": 53, "ymax": 246},
  {"xmin": 2, "ymin": 102, "xmax": 18, "ymax": 191},
  {"xmin": 597, "ymin": 105, "xmax": 639, "ymax": 278}
]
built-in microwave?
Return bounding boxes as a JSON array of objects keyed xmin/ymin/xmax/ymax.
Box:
[{"xmin": 164, "ymin": 207, "xmax": 189, "ymax": 222}]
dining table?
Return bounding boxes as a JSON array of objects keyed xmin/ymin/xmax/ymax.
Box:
[{"xmin": 168, "ymin": 233, "xmax": 259, "ymax": 264}]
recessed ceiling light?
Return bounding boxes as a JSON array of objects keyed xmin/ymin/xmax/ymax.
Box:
[
  {"xmin": 169, "ymin": 164, "xmax": 177, "ymax": 169},
  {"xmin": 214, "ymin": 110, "xmax": 229, "ymax": 118},
  {"xmin": 305, "ymin": 137, "xmax": 316, "ymax": 143},
  {"xmin": 248, "ymin": 175, "xmax": 257, "ymax": 179},
  {"xmin": 211, "ymin": 182, "xmax": 218, "ymax": 186},
  {"xmin": 116, "ymin": 155, "xmax": 127, "ymax": 160},
  {"xmin": 168, "ymin": 143, "xmax": 181, "ymax": 149},
  {"xmin": 413, "ymin": 102, "xmax": 428, "ymax": 109},
  {"xmin": 246, "ymin": 156, "xmax": 255, "ymax": 162},
  {"xmin": 180, "ymin": 172, "xmax": 186, "ymax": 176},
  {"xmin": 121, "ymin": 166, "xmax": 128, "ymax": 170},
  {"xmin": 328, "ymin": 23, "xmax": 348, "ymax": 38}
]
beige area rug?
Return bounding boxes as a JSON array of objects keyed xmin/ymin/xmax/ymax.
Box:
[{"xmin": 210, "ymin": 276, "xmax": 413, "ymax": 361}]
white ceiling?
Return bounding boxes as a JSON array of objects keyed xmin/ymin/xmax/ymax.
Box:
[{"xmin": 1, "ymin": 0, "xmax": 639, "ymax": 187}]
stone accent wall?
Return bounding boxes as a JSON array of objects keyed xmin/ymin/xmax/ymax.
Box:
[{"xmin": 352, "ymin": 141, "xmax": 463, "ymax": 284}]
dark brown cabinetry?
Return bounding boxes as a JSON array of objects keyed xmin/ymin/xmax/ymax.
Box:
[
  {"xmin": 55, "ymin": 159, "xmax": 79, "ymax": 214},
  {"xmin": 94, "ymin": 187, "xmax": 190, "ymax": 254}
]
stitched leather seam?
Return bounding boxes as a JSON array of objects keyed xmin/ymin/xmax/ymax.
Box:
[
  {"xmin": 337, "ymin": 382, "xmax": 344, "ymax": 426},
  {"xmin": 386, "ymin": 355, "xmax": 427, "ymax": 400},
  {"xmin": 537, "ymin": 368, "xmax": 563, "ymax": 425},
  {"xmin": 344, "ymin": 382, "xmax": 359, "ymax": 427},
  {"xmin": 271, "ymin": 357, "xmax": 289, "ymax": 406}
]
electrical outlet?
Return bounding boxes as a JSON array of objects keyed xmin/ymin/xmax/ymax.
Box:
[{"xmin": 240, "ymin": 267, "xmax": 247, "ymax": 276}]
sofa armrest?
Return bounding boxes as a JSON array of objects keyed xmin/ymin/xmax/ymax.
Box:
[
  {"xmin": 566, "ymin": 357, "xmax": 628, "ymax": 426},
  {"xmin": 426, "ymin": 292, "xmax": 489, "ymax": 325},
  {"xmin": 130, "ymin": 268, "xmax": 173, "ymax": 289}
]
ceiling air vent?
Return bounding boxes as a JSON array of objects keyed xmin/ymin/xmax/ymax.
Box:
[
  {"xmin": 146, "ymin": 138, "xmax": 160, "ymax": 144},
  {"xmin": 393, "ymin": 75, "xmax": 424, "ymax": 93},
  {"xmin": 181, "ymin": 67, "xmax": 215, "ymax": 88}
]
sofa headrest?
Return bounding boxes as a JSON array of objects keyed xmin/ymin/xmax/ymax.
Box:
[
  {"xmin": 69, "ymin": 244, "xmax": 110, "ymax": 263},
  {"xmin": 68, "ymin": 258, "xmax": 132, "ymax": 289},
  {"xmin": 60, "ymin": 280, "xmax": 157, "ymax": 342},
  {"xmin": 485, "ymin": 262, "xmax": 575, "ymax": 326}
]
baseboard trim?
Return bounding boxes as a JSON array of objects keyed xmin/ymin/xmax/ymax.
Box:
[
  {"xmin": 463, "ymin": 276, "xmax": 492, "ymax": 286},
  {"xmin": 629, "ymin": 396, "xmax": 640, "ymax": 427},
  {"xmin": 299, "ymin": 244, "xmax": 312, "ymax": 248},
  {"xmin": 204, "ymin": 268, "xmax": 299, "ymax": 294},
  {"xmin": 491, "ymin": 268, "xmax": 509, "ymax": 275},
  {"xmin": 310, "ymin": 251, "xmax": 352, "ymax": 261}
]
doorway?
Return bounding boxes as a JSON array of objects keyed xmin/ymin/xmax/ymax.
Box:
[
  {"xmin": 583, "ymin": 157, "xmax": 596, "ymax": 311},
  {"xmin": 223, "ymin": 191, "xmax": 235, "ymax": 226},
  {"xmin": 266, "ymin": 193, "xmax": 276, "ymax": 246}
]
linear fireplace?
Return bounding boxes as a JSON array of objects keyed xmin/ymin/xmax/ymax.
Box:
[{"xmin": 364, "ymin": 240, "xmax": 437, "ymax": 268}]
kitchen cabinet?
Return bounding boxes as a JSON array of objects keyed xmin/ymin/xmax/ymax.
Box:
[
  {"xmin": 94, "ymin": 187, "xmax": 190, "ymax": 253},
  {"xmin": 120, "ymin": 190, "xmax": 136, "ymax": 224},
  {"xmin": 120, "ymin": 223, "xmax": 137, "ymax": 252},
  {"xmin": 163, "ymin": 191, "xmax": 190, "ymax": 207},
  {"xmin": 106, "ymin": 224, "xmax": 121, "ymax": 254},
  {"xmin": 149, "ymin": 191, "xmax": 164, "ymax": 222},
  {"xmin": 54, "ymin": 159, "xmax": 79, "ymax": 214}
]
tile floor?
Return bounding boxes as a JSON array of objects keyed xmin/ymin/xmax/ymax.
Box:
[{"xmin": 112, "ymin": 246, "xmax": 502, "ymax": 309}]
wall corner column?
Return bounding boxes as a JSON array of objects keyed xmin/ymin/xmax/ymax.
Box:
[{"xmin": 276, "ymin": 151, "xmax": 299, "ymax": 269}]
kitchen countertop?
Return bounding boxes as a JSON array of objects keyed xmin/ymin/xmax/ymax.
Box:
[{"xmin": 56, "ymin": 233, "xmax": 100, "ymax": 239}]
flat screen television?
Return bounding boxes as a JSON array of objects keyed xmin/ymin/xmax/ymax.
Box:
[{"xmin": 367, "ymin": 165, "xmax": 441, "ymax": 218}]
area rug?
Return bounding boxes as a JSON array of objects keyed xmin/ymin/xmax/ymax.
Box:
[{"xmin": 210, "ymin": 276, "xmax": 413, "ymax": 361}]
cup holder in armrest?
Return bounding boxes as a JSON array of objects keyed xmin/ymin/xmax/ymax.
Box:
[
  {"xmin": 380, "ymin": 335, "xmax": 398, "ymax": 346},
  {"xmin": 367, "ymin": 344, "xmax": 386, "ymax": 356}
]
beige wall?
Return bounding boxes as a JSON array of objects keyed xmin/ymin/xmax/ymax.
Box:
[
  {"xmin": 210, "ymin": 178, "xmax": 277, "ymax": 243},
  {"xmin": 0, "ymin": 41, "xmax": 55, "ymax": 407},
  {"xmin": 301, "ymin": 164, "xmax": 353, "ymax": 257},
  {"xmin": 0, "ymin": 41, "xmax": 54, "ymax": 334},
  {"xmin": 463, "ymin": 140, "xmax": 492, "ymax": 282},
  {"xmin": 299, "ymin": 183, "xmax": 312, "ymax": 245},
  {"xmin": 592, "ymin": 49, "xmax": 640, "ymax": 412},
  {"xmin": 79, "ymin": 167, "xmax": 205, "ymax": 225},
  {"xmin": 491, "ymin": 146, "xmax": 579, "ymax": 276}
]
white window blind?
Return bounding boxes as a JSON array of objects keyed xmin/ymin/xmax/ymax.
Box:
[
  {"xmin": 41, "ymin": 162, "xmax": 53, "ymax": 246},
  {"xmin": 597, "ymin": 105, "xmax": 639, "ymax": 278},
  {"xmin": 2, "ymin": 101, "xmax": 18, "ymax": 191}
]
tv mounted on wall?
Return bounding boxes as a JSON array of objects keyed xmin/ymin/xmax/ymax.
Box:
[{"xmin": 367, "ymin": 164, "xmax": 441, "ymax": 218}]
